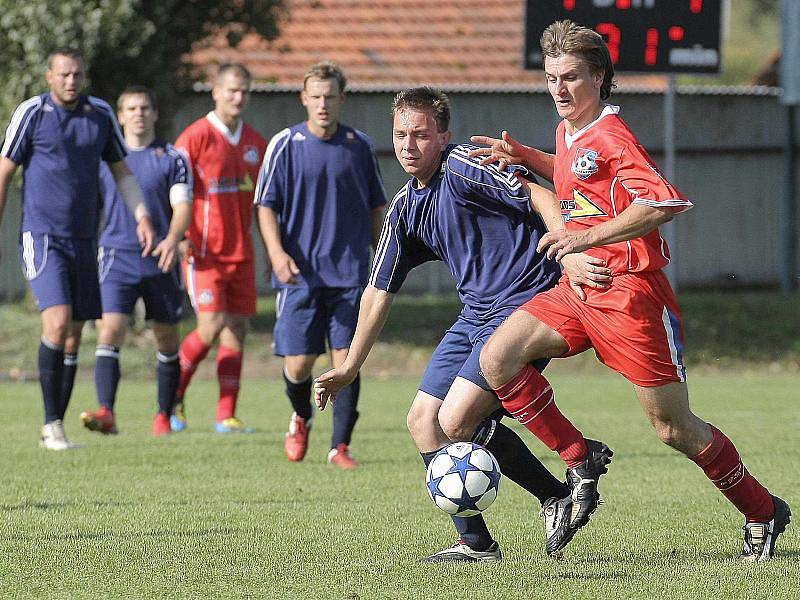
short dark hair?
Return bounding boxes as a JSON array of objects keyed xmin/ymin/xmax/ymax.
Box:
[
  {"xmin": 540, "ymin": 20, "xmax": 616, "ymax": 100},
  {"xmin": 303, "ymin": 61, "xmax": 347, "ymax": 93},
  {"xmin": 215, "ymin": 63, "xmax": 252, "ymax": 86},
  {"xmin": 117, "ymin": 85, "xmax": 158, "ymax": 112},
  {"xmin": 391, "ymin": 87, "xmax": 450, "ymax": 132},
  {"xmin": 47, "ymin": 47, "xmax": 85, "ymax": 69}
]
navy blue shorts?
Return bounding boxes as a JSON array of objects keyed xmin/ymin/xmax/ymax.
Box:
[
  {"xmin": 19, "ymin": 232, "xmax": 101, "ymax": 320},
  {"xmin": 419, "ymin": 311, "xmax": 549, "ymax": 401},
  {"xmin": 273, "ymin": 286, "xmax": 361, "ymax": 356},
  {"xmin": 98, "ymin": 247, "xmax": 184, "ymax": 324}
]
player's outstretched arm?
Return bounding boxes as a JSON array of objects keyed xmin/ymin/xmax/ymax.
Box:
[
  {"xmin": 469, "ymin": 131, "xmax": 555, "ymax": 182},
  {"xmin": 256, "ymin": 205, "xmax": 299, "ymax": 284},
  {"xmin": 0, "ymin": 157, "xmax": 18, "ymax": 263},
  {"xmin": 538, "ymin": 204, "xmax": 675, "ymax": 262},
  {"xmin": 314, "ymin": 285, "xmax": 395, "ymax": 410},
  {"xmin": 109, "ymin": 160, "xmax": 156, "ymax": 256}
]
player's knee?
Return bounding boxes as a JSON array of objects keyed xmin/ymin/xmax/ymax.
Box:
[
  {"xmin": 438, "ymin": 411, "xmax": 472, "ymax": 442},
  {"xmin": 479, "ymin": 341, "xmax": 507, "ymax": 388},
  {"xmin": 651, "ymin": 418, "xmax": 681, "ymax": 448},
  {"xmin": 43, "ymin": 322, "xmax": 70, "ymax": 346},
  {"xmin": 406, "ymin": 403, "xmax": 435, "ymax": 442}
]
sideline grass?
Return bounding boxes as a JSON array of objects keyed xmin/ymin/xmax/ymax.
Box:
[{"xmin": 0, "ymin": 373, "xmax": 798, "ymax": 598}]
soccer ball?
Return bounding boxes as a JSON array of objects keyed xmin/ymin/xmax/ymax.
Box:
[{"xmin": 425, "ymin": 442, "xmax": 501, "ymax": 517}]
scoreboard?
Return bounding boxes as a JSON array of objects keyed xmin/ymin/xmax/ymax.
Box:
[{"xmin": 525, "ymin": 0, "xmax": 723, "ymax": 73}]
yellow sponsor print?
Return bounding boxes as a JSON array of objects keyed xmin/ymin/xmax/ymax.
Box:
[
  {"xmin": 238, "ymin": 172, "xmax": 255, "ymax": 192},
  {"xmin": 560, "ymin": 189, "xmax": 607, "ymax": 220}
]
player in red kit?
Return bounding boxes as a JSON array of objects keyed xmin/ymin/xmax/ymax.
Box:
[
  {"xmin": 471, "ymin": 20, "xmax": 789, "ymax": 561},
  {"xmin": 173, "ymin": 63, "xmax": 267, "ymax": 433}
]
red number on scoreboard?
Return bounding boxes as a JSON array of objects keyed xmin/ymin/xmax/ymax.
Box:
[
  {"xmin": 596, "ymin": 22, "xmax": 621, "ymax": 64},
  {"xmin": 645, "ymin": 28, "xmax": 659, "ymax": 66},
  {"xmin": 563, "ymin": 0, "xmax": 576, "ymax": 9},
  {"xmin": 690, "ymin": 0, "xmax": 703, "ymax": 13}
]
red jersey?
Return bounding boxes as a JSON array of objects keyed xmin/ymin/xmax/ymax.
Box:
[
  {"xmin": 554, "ymin": 105, "xmax": 693, "ymax": 274},
  {"xmin": 176, "ymin": 112, "xmax": 267, "ymax": 263}
]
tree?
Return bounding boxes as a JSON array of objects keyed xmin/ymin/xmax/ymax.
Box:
[{"xmin": 0, "ymin": 0, "xmax": 283, "ymax": 131}]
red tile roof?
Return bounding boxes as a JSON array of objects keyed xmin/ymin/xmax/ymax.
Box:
[{"xmin": 191, "ymin": 0, "xmax": 667, "ymax": 92}]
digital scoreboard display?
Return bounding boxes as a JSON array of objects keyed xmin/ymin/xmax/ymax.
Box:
[{"xmin": 525, "ymin": 0, "xmax": 723, "ymax": 73}]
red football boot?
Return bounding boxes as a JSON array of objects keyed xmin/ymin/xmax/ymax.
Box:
[
  {"xmin": 152, "ymin": 412, "xmax": 171, "ymax": 436},
  {"xmin": 284, "ymin": 413, "xmax": 311, "ymax": 462},
  {"xmin": 327, "ymin": 443, "xmax": 358, "ymax": 469},
  {"xmin": 80, "ymin": 406, "xmax": 118, "ymax": 434}
]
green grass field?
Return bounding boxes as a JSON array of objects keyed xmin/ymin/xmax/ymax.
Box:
[{"xmin": 1, "ymin": 372, "xmax": 798, "ymax": 599}]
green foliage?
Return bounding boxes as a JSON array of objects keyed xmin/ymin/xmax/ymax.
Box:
[{"xmin": 0, "ymin": 0, "xmax": 283, "ymax": 132}]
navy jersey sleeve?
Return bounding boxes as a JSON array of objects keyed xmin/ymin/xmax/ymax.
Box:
[
  {"xmin": 354, "ymin": 130, "xmax": 388, "ymax": 210},
  {"xmin": 255, "ymin": 128, "xmax": 291, "ymax": 211},
  {"xmin": 369, "ymin": 188, "xmax": 438, "ymax": 293},
  {"xmin": 165, "ymin": 144, "xmax": 192, "ymax": 189},
  {"xmin": 445, "ymin": 144, "xmax": 534, "ymax": 214},
  {"xmin": 88, "ymin": 97, "xmax": 127, "ymax": 163},
  {"xmin": 0, "ymin": 96, "xmax": 43, "ymax": 165}
]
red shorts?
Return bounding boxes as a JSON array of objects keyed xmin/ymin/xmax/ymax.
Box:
[
  {"xmin": 520, "ymin": 270, "xmax": 686, "ymax": 387},
  {"xmin": 184, "ymin": 257, "xmax": 256, "ymax": 316}
]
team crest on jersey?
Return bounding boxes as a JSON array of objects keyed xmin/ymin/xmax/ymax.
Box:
[
  {"xmin": 243, "ymin": 146, "xmax": 260, "ymax": 165},
  {"xmin": 154, "ymin": 147, "xmax": 165, "ymax": 158},
  {"xmin": 561, "ymin": 189, "xmax": 607, "ymax": 222},
  {"xmin": 198, "ymin": 290, "xmax": 214, "ymax": 306},
  {"xmin": 571, "ymin": 148, "xmax": 599, "ymax": 180}
]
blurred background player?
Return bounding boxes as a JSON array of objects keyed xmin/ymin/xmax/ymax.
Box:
[
  {"xmin": 173, "ymin": 63, "xmax": 266, "ymax": 433},
  {"xmin": 473, "ymin": 20, "xmax": 790, "ymax": 562},
  {"xmin": 315, "ymin": 87, "xmax": 610, "ymax": 560},
  {"xmin": 0, "ymin": 48, "xmax": 154, "ymax": 450},
  {"xmin": 256, "ymin": 62, "xmax": 386, "ymax": 468},
  {"xmin": 79, "ymin": 85, "xmax": 192, "ymax": 436}
]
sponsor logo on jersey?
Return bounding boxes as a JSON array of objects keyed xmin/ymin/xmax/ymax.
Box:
[
  {"xmin": 560, "ymin": 189, "xmax": 607, "ymax": 222},
  {"xmin": 292, "ymin": 131, "xmax": 306, "ymax": 142},
  {"xmin": 238, "ymin": 172, "xmax": 255, "ymax": 192},
  {"xmin": 243, "ymin": 146, "xmax": 260, "ymax": 165},
  {"xmin": 571, "ymin": 147, "xmax": 599, "ymax": 180}
]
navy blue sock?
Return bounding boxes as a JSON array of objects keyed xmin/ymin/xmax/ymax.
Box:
[
  {"xmin": 156, "ymin": 351, "xmax": 180, "ymax": 415},
  {"xmin": 94, "ymin": 345, "xmax": 120, "ymax": 411},
  {"xmin": 283, "ymin": 371, "xmax": 313, "ymax": 421},
  {"xmin": 421, "ymin": 449, "xmax": 494, "ymax": 551},
  {"xmin": 473, "ymin": 418, "xmax": 569, "ymax": 506},
  {"xmin": 39, "ymin": 339, "xmax": 65, "ymax": 424},
  {"xmin": 59, "ymin": 352, "xmax": 78, "ymax": 420},
  {"xmin": 331, "ymin": 373, "xmax": 359, "ymax": 448}
]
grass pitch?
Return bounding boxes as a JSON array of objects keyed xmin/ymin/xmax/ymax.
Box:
[{"xmin": 0, "ymin": 372, "xmax": 798, "ymax": 599}]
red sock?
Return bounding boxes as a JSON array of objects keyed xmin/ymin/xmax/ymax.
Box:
[
  {"xmin": 177, "ymin": 330, "xmax": 211, "ymax": 399},
  {"xmin": 494, "ymin": 364, "xmax": 587, "ymax": 467},
  {"xmin": 690, "ymin": 424, "xmax": 774, "ymax": 522},
  {"xmin": 216, "ymin": 345, "xmax": 243, "ymax": 422}
]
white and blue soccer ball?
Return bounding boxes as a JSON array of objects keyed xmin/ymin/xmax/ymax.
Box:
[{"xmin": 425, "ymin": 442, "xmax": 501, "ymax": 517}]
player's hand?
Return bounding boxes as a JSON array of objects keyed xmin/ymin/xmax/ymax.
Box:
[
  {"xmin": 152, "ymin": 236, "xmax": 179, "ymax": 272},
  {"xmin": 137, "ymin": 215, "xmax": 156, "ymax": 257},
  {"xmin": 468, "ymin": 130, "xmax": 528, "ymax": 171},
  {"xmin": 273, "ymin": 252, "xmax": 300, "ymax": 285},
  {"xmin": 538, "ymin": 229, "xmax": 590, "ymax": 262},
  {"xmin": 560, "ymin": 253, "xmax": 612, "ymax": 301},
  {"xmin": 314, "ymin": 367, "xmax": 357, "ymax": 410}
]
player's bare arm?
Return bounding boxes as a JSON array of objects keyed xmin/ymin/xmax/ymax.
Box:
[
  {"xmin": 152, "ymin": 191, "xmax": 192, "ymax": 272},
  {"xmin": 256, "ymin": 205, "xmax": 300, "ymax": 284},
  {"xmin": 314, "ymin": 285, "xmax": 394, "ymax": 409},
  {"xmin": 109, "ymin": 160, "xmax": 156, "ymax": 256},
  {"xmin": 538, "ymin": 203, "xmax": 675, "ymax": 262},
  {"xmin": 0, "ymin": 157, "xmax": 18, "ymax": 262},
  {"xmin": 469, "ymin": 131, "xmax": 555, "ymax": 182}
]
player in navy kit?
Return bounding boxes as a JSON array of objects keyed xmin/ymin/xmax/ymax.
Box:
[
  {"xmin": 314, "ymin": 87, "xmax": 611, "ymax": 560},
  {"xmin": 78, "ymin": 86, "xmax": 192, "ymax": 436},
  {"xmin": 256, "ymin": 62, "xmax": 386, "ymax": 468},
  {"xmin": 0, "ymin": 48, "xmax": 155, "ymax": 450}
]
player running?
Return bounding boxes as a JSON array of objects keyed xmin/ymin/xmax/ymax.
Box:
[
  {"xmin": 172, "ymin": 64, "xmax": 267, "ymax": 433},
  {"xmin": 79, "ymin": 86, "xmax": 192, "ymax": 436},
  {"xmin": 314, "ymin": 87, "xmax": 612, "ymax": 561},
  {"xmin": 255, "ymin": 62, "xmax": 386, "ymax": 468},
  {"xmin": 0, "ymin": 48, "xmax": 154, "ymax": 450},
  {"xmin": 472, "ymin": 20, "xmax": 790, "ymax": 561}
]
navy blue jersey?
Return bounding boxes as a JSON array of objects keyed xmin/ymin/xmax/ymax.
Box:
[
  {"xmin": 1, "ymin": 93, "xmax": 127, "ymax": 238},
  {"xmin": 370, "ymin": 144, "xmax": 560, "ymax": 320},
  {"xmin": 99, "ymin": 141, "xmax": 190, "ymax": 251},
  {"xmin": 255, "ymin": 122, "xmax": 387, "ymax": 288}
]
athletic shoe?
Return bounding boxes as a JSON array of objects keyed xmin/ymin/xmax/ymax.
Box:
[
  {"xmin": 740, "ymin": 495, "xmax": 792, "ymax": 562},
  {"xmin": 421, "ymin": 540, "xmax": 502, "ymax": 563},
  {"xmin": 170, "ymin": 400, "xmax": 187, "ymax": 432},
  {"xmin": 327, "ymin": 443, "xmax": 358, "ymax": 469},
  {"xmin": 152, "ymin": 412, "xmax": 171, "ymax": 436},
  {"xmin": 40, "ymin": 420, "xmax": 82, "ymax": 450},
  {"xmin": 565, "ymin": 438, "xmax": 613, "ymax": 529},
  {"xmin": 214, "ymin": 416, "xmax": 254, "ymax": 434},
  {"xmin": 541, "ymin": 495, "xmax": 576, "ymax": 557},
  {"xmin": 284, "ymin": 412, "xmax": 311, "ymax": 462},
  {"xmin": 80, "ymin": 407, "xmax": 118, "ymax": 435}
]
